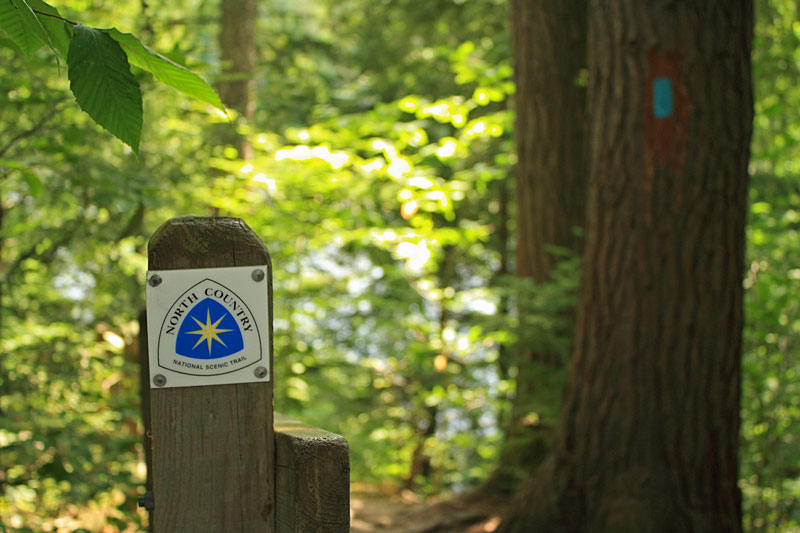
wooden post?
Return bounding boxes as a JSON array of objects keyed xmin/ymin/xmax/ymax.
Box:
[
  {"xmin": 274, "ymin": 414, "xmax": 350, "ymax": 532},
  {"xmin": 147, "ymin": 217, "xmax": 274, "ymax": 531},
  {"xmin": 137, "ymin": 309, "xmax": 153, "ymax": 528}
]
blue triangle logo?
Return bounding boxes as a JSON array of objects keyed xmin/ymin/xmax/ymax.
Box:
[{"xmin": 175, "ymin": 298, "xmax": 244, "ymax": 359}]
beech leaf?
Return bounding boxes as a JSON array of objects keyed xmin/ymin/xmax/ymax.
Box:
[
  {"xmin": 67, "ymin": 25, "xmax": 142, "ymax": 153},
  {"xmin": 108, "ymin": 28, "xmax": 225, "ymax": 112}
]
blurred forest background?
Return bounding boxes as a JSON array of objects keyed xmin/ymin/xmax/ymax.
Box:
[{"xmin": 0, "ymin": 0, "xmax": 798, "ymax": 531}]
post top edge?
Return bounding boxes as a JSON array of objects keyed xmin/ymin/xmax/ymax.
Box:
[
  {"xmin": 148, "ymin": 216, "xmax": 270, "ymax": 269},
  {"xmin": 150, "ymin": 216, "xmax": 255, "ymax": 242}
]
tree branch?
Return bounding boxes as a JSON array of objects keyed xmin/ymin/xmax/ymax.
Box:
[
  {"xmin": 0, "ymin": 107, "xmax": 61, "ymax": 159},
  {"xmin": 32, "ymin": 9, "xmax": 77, "ymax": 26}
]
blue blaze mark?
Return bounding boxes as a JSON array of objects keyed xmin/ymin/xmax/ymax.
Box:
[
  {"xmin": 175, "ymin": 298, "xmax": 244, "ymax": 359},
  {"xmin": 653, "ymin": 76, "xmax": 674, "ymax": 118}
]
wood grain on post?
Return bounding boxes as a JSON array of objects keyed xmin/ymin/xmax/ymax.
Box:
[
  {"xmin": 137, "ymin": 309, "xmax": 153, "ymax": 529},
  {"xmin": 274, "ymin": 413, "xmax": 350, "ymax": 532},
  {"xmin": 147, "ymin": 216, "xmax": 274, "ymax": 532}
]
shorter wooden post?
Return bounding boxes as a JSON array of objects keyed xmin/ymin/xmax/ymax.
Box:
[{"xmin": 275, "ymin": 413, "xmax": 350, "ymax": 532}]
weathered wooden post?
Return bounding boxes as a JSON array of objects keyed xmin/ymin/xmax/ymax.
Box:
[
  {"xmin": 137, "ymin": 309, "xmax": 153, "ymax": 527},
  {"xmin": 144, "ymin": 216, "xmax": 349, "ymax": 532},
  {"xmin": 274, "ymin": 414, "xmax": 350, "ymax": 530}
]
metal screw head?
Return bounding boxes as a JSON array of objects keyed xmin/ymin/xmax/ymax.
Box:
[
  {"xmin": 149, "ymin": 274, "xmax": 162, "ymax": 287},
  {"xmin": 153, "ymin": 374, "xmax": 167, "ymax": 387},
  {"xmin": 251, "ymin": 269, "xmax": 265, "ymax": 282},
  {"xmin": 138, "ymin": 490, "xmax": 155, "ymax": 510},
  {"xmin": 254, "ymin": 366, "xmax": 268, "ymax": 379}
]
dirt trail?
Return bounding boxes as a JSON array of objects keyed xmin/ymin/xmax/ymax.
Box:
[{"xmin": 350, "ymin": 490, "xmax": 509, "ymax": 532}]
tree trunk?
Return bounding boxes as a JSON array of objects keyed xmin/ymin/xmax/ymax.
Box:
[
  {"xmin": 492, "ymin": 0, "xmax": 587, "ymax": 492},
  {"xmin": 513, "ymin": 1, "xmax": 587, "ymax": 282},
  {"xmin": 500, "ymin": 1, "xmax": 753, "ymax": 531},
  {"xmin": 405, "ymin": 406, "xmax": 438, "ymax": 492},
  {"xmin": 218, "ymin": 0, "xmax": 257, "ymax": 159}
]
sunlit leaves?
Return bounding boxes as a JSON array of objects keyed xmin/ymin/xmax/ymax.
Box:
[
  {"xmin": 741, "ymin": 173, "xmax": 800, "ymax": 531},
  {"xmin": 107, "ymin": 29, "xmax": 224, "ymax": 112},
  {"xmin": 203, "ymin": 42, "xmax": 519, "ymax": 494},
  {"xmin": 740, "ymin": 1, "xmax": 800, "ymax": 529},
  {"xmin": 1, "ymin": 1, "xmax": 224, "ymax": 152}
]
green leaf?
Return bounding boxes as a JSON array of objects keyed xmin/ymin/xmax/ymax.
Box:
[
  {"xmin": 67, "ymin": 25, "xmax": 142, "ymax": 153},
  {"xmin": 0, "ymin": 35, "xmax": 24, "ymax": 53},
  {"xmin": 107, "ymin": 28, "xmax": 225, "ymax": 111},
  {"xmin": 2, "ymin": 160, "xmax": 43, "ymax": 197},
  {"xmin": 0, "ymin": 0, "xmax": 50, "ymax": 56},
  {"xmin": 26, "ymin": 0, "xmax": 71, "ymax": 59},
  {"xmin": 21, "ymin": 170, "xmax": 43, "ymax": 197}
]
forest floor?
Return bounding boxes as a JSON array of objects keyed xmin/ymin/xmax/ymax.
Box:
[{"xmin": 349, "ymin": 486, "xmax": 510, "ymax": 532}]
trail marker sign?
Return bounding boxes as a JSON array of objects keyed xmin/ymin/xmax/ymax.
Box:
[
  {"xmin": 143, "ymin": 217, "xmax": 348, "ymax": 532},
  {"xmin": 145, "ymin": 264, "xmax": 270, "ymax": 388}
]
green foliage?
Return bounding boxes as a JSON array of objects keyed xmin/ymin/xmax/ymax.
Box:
[
  {"xmin": 68, "ymin": 25, "xmax": 143, "ymax": 153},
  {"xmin": 212, "ymin": 45, "xmax": 518, "ymax": 489},
  {"xmin": 24, "ymin": 0, "xmax": 71, "ymax": 58},
  {"xmin": 1, "ymin": 0, "xmax": 516, "ymax": 526},
  {"xmin": 1, "ymin": 0, "xmax": 799, "ymax": 530},
  {"xmin": 109, "ymin": 28, "xmax": 224, "ymax": 110},
  {"xmin": 742, "ymin": 177, "xmax": 800, "ymax": 532},
  {"xmin": 1, "ymin": 322, "xmax": 144, "ymax": 531},
  {"xmin": 0, "ymin": 0, "xmax": 222, "ymax": 152},
  {"xmin": 0, "ymin": 5, "xmax": 217, "ymax": 522},
  {"xmin": 494, "ymin": 249, "xmax": 580, "ymax": 362},
  {"xmin": 0, "ymin": 0, "xmax": 58, "ymax": 57},
  {"xmin": 739, "ymin": 0, "xmax": 800, "ymax": 530}
]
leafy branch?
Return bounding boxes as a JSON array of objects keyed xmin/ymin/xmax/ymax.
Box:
[{"xmin": 0, "ymin": 0, "xmax": 225, "ymax": 153}]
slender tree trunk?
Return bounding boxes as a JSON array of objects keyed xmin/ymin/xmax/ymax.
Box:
[
  {"xmin": 500, "ymin": 1, "xmax": 752, "ymax": 531},
  {"xmin": 406, "ymin": 245, "xmax": 454, "ymax": 491},
  {"xmin": 0, "ymin": 191, "xmax": 4, "ymax": 336},
  {"xmin": 405, "ymin": 406, "xmax": 438, "ymax": 492},
  {"xmin": 494, "ymin": 177, "xmax": 512, "ymax": 411},
  {"xmin": 218, "ymin": 0, "xmax": 257, "ymax": 159},
  {"xmin": 492, "ymin": 0, "xmax": 588, "ymax": 492}
]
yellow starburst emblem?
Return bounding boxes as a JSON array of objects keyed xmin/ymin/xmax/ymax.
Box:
[{"xmin": 187, "ymin": 309, "xmax": 232, "ymax": 354}]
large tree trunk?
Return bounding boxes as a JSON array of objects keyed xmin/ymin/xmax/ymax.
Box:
[
  {"xmin": 493, "ymin": 0, "xmax": 587, "ymax": 492},
  {"xmin": 500, "ymin": 1, "xmax": 753, "ymax": 531}
]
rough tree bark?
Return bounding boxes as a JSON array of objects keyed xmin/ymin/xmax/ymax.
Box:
[
  {"xmin": 513, "ymin": 1, "xmax": 587, "ymax": 282},
  {"xmin": 500, "ymin": 1, "xmax": 753, "ymax": 531},
  {"xmin": 492, "ymin": 0, "xmax": 588, "ymax": 492}
]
